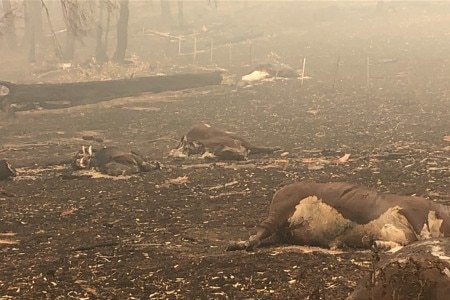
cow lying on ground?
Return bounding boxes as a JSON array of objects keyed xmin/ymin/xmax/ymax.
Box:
[
  {"xmin": 227, "ymin": 181, "xmax": 450, "ymax": 251},
  {"xmin": 170, "ymin": 123, "xmax": 281, "ymax": 160},
  {"xmin": 73, "ymin": 146, "xmax": 160, "ymax": 176},
  {"xmin": 348, "ymin": 238, "xmax": 450, "ymax": 300}
]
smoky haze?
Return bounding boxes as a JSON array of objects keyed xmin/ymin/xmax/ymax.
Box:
[
  {"xmin": 0, "ymin": 1, "xmax": 450, "ymax": 299},
  {"xmin": 0, "ymin": 1, "xmax": 448, "ymax": 85}
]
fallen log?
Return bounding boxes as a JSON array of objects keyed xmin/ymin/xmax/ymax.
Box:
[{"xmin": 0, "ymin": 71, "xmax": 222, "ymax": 111}]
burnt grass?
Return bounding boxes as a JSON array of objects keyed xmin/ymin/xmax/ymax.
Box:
[{"xmin": 1, "ymin": 2, "xmax": 450, "ymax": 300}]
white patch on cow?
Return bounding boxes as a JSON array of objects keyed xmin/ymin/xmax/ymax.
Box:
[
  {"xmin": 168, "ymin": 148, "xmax": 188, "ymax": 158},
  {"xmin": 288, "ymin": 197, "xmax": 418, "ymax": 248},
  {"xmin": 241, "ymin": 70, "xmax": 270, "ymax": 82},
  {"xmin": 201, "ymin": 151, "xmax": 216, "ymax": 159},
  {"xmin": 287, "ymin": 196, "xmax": 355, "ymax": 246},
  {"xmin": 419, "ymin": 211, "xmax": 444, "ymax": 239},
  {"xmin": 355, "ymin": 206, "xmax": 417, "ymax": 247}
]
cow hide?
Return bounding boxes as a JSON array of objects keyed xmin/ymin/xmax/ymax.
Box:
[
  {"xmin": 227, "ymin": 181, "xmax": 450, "ymax": 251},
  {"xmin": 170, "ymin": 123, "xmax": 280, "ymax": 161}
]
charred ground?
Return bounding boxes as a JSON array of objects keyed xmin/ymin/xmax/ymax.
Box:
[{"xmin": 1, "ymin": 2, "xmax": 450, "ymax": 299}]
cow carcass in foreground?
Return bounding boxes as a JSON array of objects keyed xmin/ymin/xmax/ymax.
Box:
[
  {"xmin": 348, "ymin": 238, "xmax": 450, "ymax": 300},
  {"xmin": 0, "ymin": 160, "xmax": 16, "ymax": 180},
  {"xmin": 73, "ymin": 146, "xmax": 160, "ymax": 176},
  {"xmin": 227, "ymin": 181, "xmax": 450, "ymax": 251},
  {"xmin": 170, "ymin": 123, "xmax": 281, "ymax": 160}
]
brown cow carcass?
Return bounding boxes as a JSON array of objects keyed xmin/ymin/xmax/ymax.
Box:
[
  {"xmin": 227, "ymin": 181, "xmax": 450, "ymax": 251},
  {"xmin": 170, "ymin": 123, "xmax": 281, "ymax": 161},
  {"xmin": 73, "ymin": 146, "xmax": 160, "ymax": 176}
]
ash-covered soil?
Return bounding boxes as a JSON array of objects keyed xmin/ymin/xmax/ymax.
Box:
[{"xmin": 1, "ymin": 2, "xmax": 449, "ymax": 299}]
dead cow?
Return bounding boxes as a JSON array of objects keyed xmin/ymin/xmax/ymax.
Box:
[
  {"xmin": 348, "ymin": 238, "xmax": 450, "ymax": 300},
  {"xmin": 227, "ymin": 181, "xmax": 450, "ymax": 251},
  {"xmin": 73, "ymin": 146, "xmax": 160, "ymax": 176},
  {"xmin": 170, "ymin": 123, "xmax": 280, "ymax": 160}
]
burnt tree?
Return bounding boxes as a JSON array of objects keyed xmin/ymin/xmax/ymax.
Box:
[
  {"xmin": 1, "ymin": 0, "xmax": 17, "ymax": 50},
  {"xmin": 112, "ymin": 0, "xmax": 129, "ymax": 63}
]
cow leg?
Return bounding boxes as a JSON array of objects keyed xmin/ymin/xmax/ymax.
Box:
[{"xmin": 226, "ymin": 226, "xmax": 273, "ymax": 251}]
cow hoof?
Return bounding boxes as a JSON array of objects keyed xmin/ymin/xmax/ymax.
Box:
[
  {"xmin": 226, "ymin": 241, "xmax": 247, "ymax": 251},
  {"xmin": 244, "ymin": 236, "xmax": 261, "ymax": 251}
]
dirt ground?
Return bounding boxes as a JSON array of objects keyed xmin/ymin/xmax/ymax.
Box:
[{"xmin": 1, "ymin": 2, "xmax": 450, "ymax": 299}]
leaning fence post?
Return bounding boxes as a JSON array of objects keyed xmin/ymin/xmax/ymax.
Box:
[
  {"xmin": 193, "ymin": 36, "xmax": 197, "ymax": 64},
  {"xmin": 249, "ymin": 42, "xmax": 253, "ymax": 66},
  {"xmin": 210, "ymin": 38, "xmax": 214, "ymax": 64},
  {"xmin": 301, "ymin": 57, "xmax": 306, "ymax": 86},
  {"xmin": 228, "ymin": 42, "xmax": 232, "ymax": 67}
]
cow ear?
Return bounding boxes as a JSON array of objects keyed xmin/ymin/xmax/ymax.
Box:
[
  {"xmin": 88, "ymin": 146, "xmax": 93, "ymax": 156},
  {"xmin": 179, "ymin": 135, "xmax": 188, "ymax": 146}
]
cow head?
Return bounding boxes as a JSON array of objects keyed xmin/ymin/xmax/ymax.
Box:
[
  {"xmin": 169, "ymin": 136, "xmax": 206, "ymax": 158},
  {"xmin": 73, "ymin": 146, "xmax": 94, "ymax": 170}
]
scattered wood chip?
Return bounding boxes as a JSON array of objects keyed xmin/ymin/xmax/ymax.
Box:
[
  {"xmin": 0, "ymin": 239, "xmax": 19, "ymax": 245},
  {"xmin": 61, "ymin": 208, "xmax": 77, "ymax": 217},
  {"xmin": 81, "ymin": 286, "xmax": 98, "ymax": 296},
  {"xmin": 209, "ymin": 190, "xmax": 250, "ymax": 199},
  {"xmin": 166, "ymin": 176, "xmax": 189, "ymax": 185},
  {"xmin": 209, "ymin": 180, "xmax": 239, "ymax": 190},
  {"xmin": 0, "ymin": 232, "xmax": 17, "ymax": 236},
  {"xmin": 443, "ymin": 135, "xmax": 450, "ymax": 142},
  {"xmin": 308, "ymin": 165, "xmax": 325, "ymax": 171},
  {"xmin": 0, "ymin": 233, "xmax": 19, "ymax": 245},
  {"xmin": 336, "ymin": 153, "xmax": 351, "ymax": 164},
  {"xmin": 224, "ymin": 180, "xmax": 239, "ymax": 187},
  {"xmin": 307, "ymin": 109, "xmax": 320, "ymax": 116}
]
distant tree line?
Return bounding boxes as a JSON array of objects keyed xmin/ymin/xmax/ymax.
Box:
[{"xmin": 0, "ymin": 0, "xmax": 130, "ymax": 64}]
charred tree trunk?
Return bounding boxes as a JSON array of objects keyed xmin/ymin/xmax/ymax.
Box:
[
  {"xmin": 29, "ymin": 0, "xmax": 43, "ymax": 42},
  {"xmin": 2, "ymin": 0, "xmax": 17, "ymax": 50},
  {"xmin": 22, "ymin": 1, "xmax": 36, "ymax": 62},
  {"xmin": 94, "ymin": 0, "xmax": 107, "ymax": 62},
  {"xmin": 112, "ymin": 0, "xmax": 129, "ymax": 63},
  {"xmin": 60, "ymin": 0, "xmax": 77, "ymax": 61}
]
